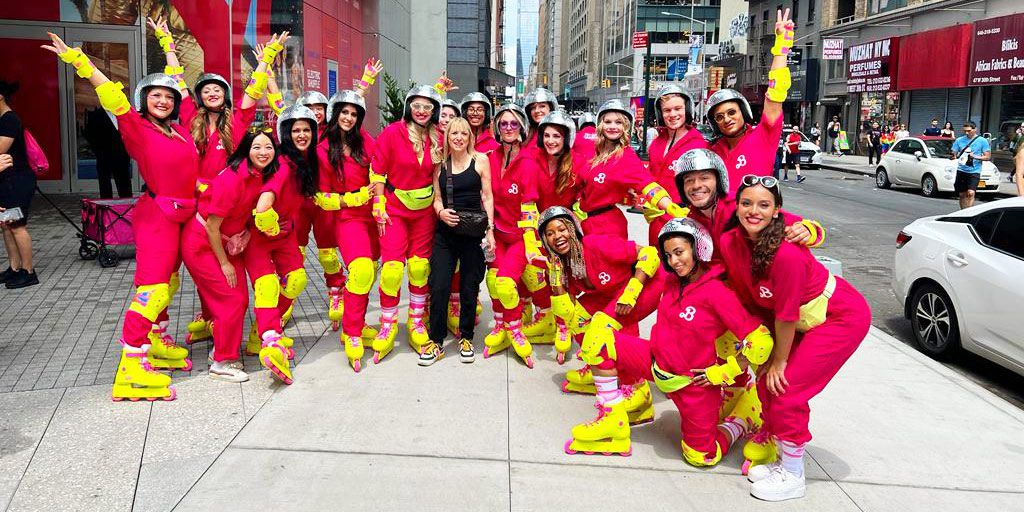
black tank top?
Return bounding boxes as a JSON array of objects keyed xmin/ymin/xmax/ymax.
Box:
[{"xmin": 443, "ymin": 157, "xmax": 482, "ymax": 211}]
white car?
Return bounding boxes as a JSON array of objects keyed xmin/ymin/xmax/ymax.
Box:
[
  {"xmin": 780, "ymin": 128, "xmax": 823, "ymax": 168},
  {"xmin": 892, "ymin": 197, "xmax": 1024, "ymax": 376},
  {"xmin": 875, "ymin": 136, "xmax": 1001, "ymax": 197}
]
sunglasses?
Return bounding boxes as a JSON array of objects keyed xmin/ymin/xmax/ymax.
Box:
[
  {"xmin": 410, "ymin": 102, "xmax": 435, "ymax": 112},
  {"xmin": 741, "ymin": 174, "xmax": 779, "ymax": 189},
  {"xmin": 499, "ymin": 120, "xmax": 521, "ymax": 130},
  {"xmin": 466, "ymin": 106, "xmax": 486, "ymax": 114},
  {"xmin": 247, "ymin": 124, "xmax": 274, "ymax": 135},
  {"xmin": 712, "ymin": 108, "xmax": 740, "ymax": 123}
]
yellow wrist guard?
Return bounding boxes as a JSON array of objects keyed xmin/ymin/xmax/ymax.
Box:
[
  {"xmin": 617, "ymin": 277, "xmax": 643, "ymax": 307},
  {"xmin": 343, "ymin": 187, "xmax": 371, "ymax": 207},
  {"xmin": 245, "ymin": 71, "xmax": 269, "ymax": 100},
  {"xmin": 314, "ymin": 192, "xmax": 342, "ymax": 211},
  {"xmin": 155, "ymin": 28, "xmax": 175, "ymax": 53},
  {"xmin": 741, "ymin": 325, "xmax": 774, "ymax": 366},
  {"xmin": 95, "ymin": 81, "xmax": 131, "ymax": 116},
  {"xmin": 771, "ymin": 21, "xmax": 795, "ymax": 56},
  {"xmin": 262, "ymin": 40, "xmax": 284, "ymax": 64},
  {"xmin": 517, "ymin": 202, "xmax": 540, "ymax": 230},
  {"xmin": 163, "ymin": 65, "xmax": 184, "ymax": 76},
  {"xmin": 664, "ymin": 202, "xmax": 691, "ymax": 219},
  {"xmin": 636, "ymin": 246, "xmax": 660, "ymax": 278},
  {"xmin": 267, "ymin": 91, "xmax": 285, "ymax": 115},
  {"xmin": 253, "ymin": 208, "xmax": 281, "ymax": 236},
  {"xmin": 767, "ymin": 67, "xmax": 791, "ymax": 103},
  {"xmin": 372, "ymin": 196, "xmax": 387, "ymax": 223},
  {"xmin": 704, "ymin": 355, "xmax": 743, "ymax": 385},
  {"xmin": 523, "ymin": 229, "xmax": 542, "ymax": 259},
  {"xmin": 369, "ymin": 171, "xmax": 386, "ymax": 184},
  {"xmin": 59, "ymin": 48, "xmax": 95, "ymax": 79},
  {"xmin": 643, "ymin": 206, "xmax": 665, "ymax": 223},
  {"xmin": 571, "ymin": 200, "xmax": 588, "ymax": 221}
]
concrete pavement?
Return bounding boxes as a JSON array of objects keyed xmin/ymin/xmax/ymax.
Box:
[
  {"xmin": 2, "ymin": 195, "xmax": 1024, "ymax": 511},
  {"xmin": 817, "ymin": 154, "xmax": 1019, "ymax": 195}
]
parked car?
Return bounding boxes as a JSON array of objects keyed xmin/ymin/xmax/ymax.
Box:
[
  {"xmin": 779, "ymin": 128, "xmax": 823, "ymax": 169},
  {"xmin": 892, "ymin": 197, "xmax": 1024, "ymax": 376},
  {"xmin": 875, "ymin": 136, "xmax": 1001, "ymax": 197}
]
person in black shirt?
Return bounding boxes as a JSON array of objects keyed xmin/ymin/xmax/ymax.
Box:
[
  {"xmin": 923, "ymin": 118, "xmax": 941, "ymax": 136},
  {"xmin": 0, "ymin": 80, "xmax": 39, "ymax": 289},
  {"xmin": 867, "ymin": 121, "xmax": 883, "ymax": 165}
]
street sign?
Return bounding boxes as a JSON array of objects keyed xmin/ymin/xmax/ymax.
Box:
[
  {"xmin": 787, "ymin": 47, "xmax": 803, "ymax": 67},
  {"xmin": 823, "ymin": 38, "xmax": 844, "ymax": 60},
  {"xmin": 632, "ymin": 31, "xmax": 649, "ymax": 49}
]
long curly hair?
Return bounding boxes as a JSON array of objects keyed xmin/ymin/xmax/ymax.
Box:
[
  {"xmin": 189, "ymin": 104, "xmax": 234, "ymax": 157},
  {"xmin": 278, "ymin": 119, "xmax": 319, "ymax": 197},
  {"xmin": 325, "ymin": 104, "xmax": 368, "ymax": 186},
  {"xmin": 590, "ymin": 112, "xmax": 631, "ymax": 167},
  {"xmin": 542, "ymin": 218, "xmax": 587, "ymax": 283},
  {"xmin": 726, "ymin": 182, "xmax": 786, "ymax": 277}
]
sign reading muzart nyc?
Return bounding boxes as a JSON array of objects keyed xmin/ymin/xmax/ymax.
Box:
[
  {"xmin": 847, "ymin": 37, "xmax": 899, "ymax": 93},
  {"xmin": 970, "ymin": 13, "xmax": 1024, "ymax": 85}
]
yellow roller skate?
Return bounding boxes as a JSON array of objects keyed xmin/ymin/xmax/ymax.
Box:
[
  {"xmin": 184, "ymin": 313, "xmax": 211, "ymax": 345},
  {"xmin": 522, "ymin": 310, "xmax": 555, "ymax": 342},
  {"xmin": 553, "ymin": 318, "xmax": 572, "ymax": 364},
  {"xmin": 146, "ymin": 324, "xmax": 192, "ymax": 371},
  {"xmin": 407, "ymin": 308, "xmax": 430, "ymax": 353},
  {"xmin": 521, "ymin": 301, "xmax": 534, "ymax": 325},
  {"xmin": 508, "ymin": 321, "xmax": 535, "ymax": 369},
  {"xmin": 564, "ymin": 401, "xmax": 631, "ymax": 456},
  {"xmin": 342, "ymin": 334, "xmax": 364, "ymax": 373},
  {"xmin": 328, "ymin": 288, "xmax": 344, "ymax": 331},
  {"xmin": 112, "ymin": 343, "xmax": 176, "ymax": 402},
  {"xmin": 561, "ymin": 365, "xmax": 596, "ymax": 394},
  {"xmin": 258, "ymin": 332, "xmax": 293, "ymax": 385},
  {"xmin": 743, "ymin": 430, "xmax": 778, "ymax": 479},
  {"xmin": 372, "ymin": 316, "xmax": 398, "ymax": 364},
  {"xmin": 482, "ymin": 317, "xmax": 509, "ymax": 358},
  {"xmin": 281, "ymin": 304, "xmax": 295, "ymax": 328},
  {"xmin": 622, "ymin": 381, "xmax": 654, "ymax": 426},
  {"xmin": 360, "ymin": 324, "xmax": 379, "ymax": 343},
  {"xmin": 249, "ymin": 324, "xmax": 295, "ymax": 360}
]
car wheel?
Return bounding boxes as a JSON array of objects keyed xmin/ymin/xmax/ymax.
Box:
[
  {"xmin": 910, "ymin": 283, "xmax": 960, "ymax": 359},
  {"xmin": 876, "ymin": 168, "xmax": 891, "ymax": 188},
  {"xmin": 921, "ymin": 174, "xmax": 938, "ymax": 197}
]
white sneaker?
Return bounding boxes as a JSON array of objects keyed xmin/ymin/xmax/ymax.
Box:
[
  {"xmin": 750, "ymin": 465, "xmax": 805, "ymax": 502},
  {"xmin": 747, "ymin": 461, "xmax": 780, "ymax": 483},
  {"xmin": 209, "ymin": 361, "xmax": 249, "ymax": 383}
]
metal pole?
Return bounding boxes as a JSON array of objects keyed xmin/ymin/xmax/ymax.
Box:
[{"xmin": 640, "ymin": 39, "xmax": 653, "ymax": 159}]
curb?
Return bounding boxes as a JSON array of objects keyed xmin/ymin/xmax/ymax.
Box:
[{"xmin": 818, "ymin": 162, "xmax": 875, "ymax": 177}]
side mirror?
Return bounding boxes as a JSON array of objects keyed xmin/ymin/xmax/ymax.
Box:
[{"xmin": 914, "ymin": 150, "xmax": 923, "ymax": 161}]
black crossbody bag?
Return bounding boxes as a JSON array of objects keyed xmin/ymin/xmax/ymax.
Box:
[{"xmin": 444, "ymin": 157, "xmax": 489, "ymax": 238}]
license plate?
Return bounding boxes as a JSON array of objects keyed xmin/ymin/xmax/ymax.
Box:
[{"xmin": 979, "ymin": 180, "xmax": 986, "ymax": 188}]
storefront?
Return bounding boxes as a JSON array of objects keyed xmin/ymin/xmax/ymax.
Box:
[
  {"xmin": 0, "ymin": 1, "xmax": 376, "ymax": 193},
  {"xmin": 847, "ymin": 37, "xmax": 900, "ymax": 153},
  {"xmin": 972, "ymin": 13, "xmax": 1024, "ymax": 172},
  {"xmin": 895, "ymin": 24, "xmax": 973, "ymax": 133}
]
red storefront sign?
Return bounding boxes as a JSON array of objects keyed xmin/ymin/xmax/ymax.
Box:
[
  {"xmin": 847, "ymin": 37, "xmax": 899, "ymax": 93},
  {"xmin": 969, "ymin": 13, "xmax": 1024, "ymax": 86},
  {"xmin": 896, "ymin": 24, "xmax": 972, "ymax": 90},
  {"xmin": 632, "ymin": 31, "xmax": 649, "ymax": 49}
]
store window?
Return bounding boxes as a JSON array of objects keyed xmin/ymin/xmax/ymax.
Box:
[{"xmin": 990, "ymin": 84, "xmax": 1024, "ymax": 174}]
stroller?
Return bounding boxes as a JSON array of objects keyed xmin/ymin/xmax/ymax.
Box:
[{"xmin": 36, "ymin": 186, "xmax": 136, "ymax": 268}]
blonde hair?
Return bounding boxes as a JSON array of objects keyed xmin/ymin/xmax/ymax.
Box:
[
  {"xmin": 441, "ymin": 117, "xmax": 478, "ymax": 162},
  {"xmin": 407, "ymin": 119, "xmax": 441, "ymax": 165},
  {"xmin": 590, "ymin": 112, "xmax": 631, "ymax": 166}
]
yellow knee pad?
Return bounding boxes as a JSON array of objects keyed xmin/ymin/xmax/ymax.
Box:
[
  {"xmin": 380, "ymin": 261, "xmax": 405, "ymax": 297},
  {"xmin": 579, "ymin": 317, "xmax": 618, "ymax": 366},
  {"xmin": 281, "ymin": 268, "xmax": 308, "ymax": 299},
  {"xmin": 407, "ymin": 256, "xmax": 430, "ymax": 288},
  {"xmin": 569, "ymin": 303, "xmax": 593, "ymax": 336},
  {"xmin": 253, "ymin": 274, "xmax": 281, "ymax": 309},
  {"xmin": 318, "ymin": 248, "xmax": 342, "ymax": 275},
  {"xmin": 521, "ymin": 264, "xmax": 547, "ymax": 293},
  {"xmin": 128, "ymin": 283, "xmax": 171, "ymax": 323},
  {"xmin": 485, "ymin": 268, "xmax": 499, "ymax": 298},
  {"xmin": 168, "ymin": 271, "xmax": 181, "ymax": 300},
  {"xmin": 681, "ymin": 439, "xmax": 723, "ymax": 467},
  {"xmin": 493, "ymin": 276, "xmax": 520, "ymax": 310},
  {"xmin": 346, "ymin": 257, "xmax": 376, "ymax": 295}
]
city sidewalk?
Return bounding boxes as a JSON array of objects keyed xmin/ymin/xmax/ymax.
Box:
[
  {"xmin": 1, "ymin": 196, "xmax": 1023, "ymax": 511},
  {"xmin": 817, "ymin": 154, "xmax": 1019, "ymax": 196}
]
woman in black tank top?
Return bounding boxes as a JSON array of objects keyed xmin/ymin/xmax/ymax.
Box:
[{"xmin": 423, "ymin": 118, "xmax": 495, "ymax": 365}]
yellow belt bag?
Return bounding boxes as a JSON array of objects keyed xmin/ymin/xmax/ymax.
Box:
[
  {"xmin": 796, "ymin": 273, "xmax": 836, "ymax": 333},
  {"xmin": 392, "ymin": 184, "xmax": 435, "ymax": 211},
  {"xmin": 651, "ymin": 360, "xmax": 693, "ymax": 394}
]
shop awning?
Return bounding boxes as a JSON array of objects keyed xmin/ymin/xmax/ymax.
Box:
[{"xmin": 896, "ymin": 24, "xmax": 972, "ymax": 90}]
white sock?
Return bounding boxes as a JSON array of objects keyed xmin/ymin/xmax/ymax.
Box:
[
  {"xmin": 718, "ymin": 420, "xmax": 745, "ymax": 445},
  {"xmin": 778, "ymin": 439, "xmax": 806, "ymax": 477},
  {"xmin": 593, "ymin": 375, "xmax": 622, "ymax": 405},
  {"xmin": 410, "ymin": 293, "xmax": 427, "ymax": 310}
]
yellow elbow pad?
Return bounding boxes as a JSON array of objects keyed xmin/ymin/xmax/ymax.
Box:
[
  {"xmin": 517, "ymin": 203, "xmax": 540, "ymax": 230},
  {"xmin": 253, "ymin": 207, "xmax": 281, "ymax": 236},
  {"xmin": 369, "ymin": 170, "xmax": 387, "ymax": 184},
  {"xmin": 636, "ymin": 246, "xmax": 660, "ymax": 278},
  {"xmin": 95, "ymin": 81, "xmax": 131, "ymax": 116},
  {"xmin": 314, "ymin": 192, "xmax": 342, "ymax": 211},
  {"xmin": 343, "ymin": 187, "xmax": 371, "ymax": 207},
  {"xmin": 245, "ymin": 71, "xmax": 269, "ymax": 100},
  {"xmin": 640, "ymin": 183, "xmax": 669, "ymax": 209},
  {"xmin": 704, "ymin": 356, "xmax": 743, "ymax": 386},
  {"xmin": 740, "ymin": 325, "xmax": 774, "ymax": 366},
  {"xmin": 767, "ymin": 67, "xmax": 791, "ymax": 103}
]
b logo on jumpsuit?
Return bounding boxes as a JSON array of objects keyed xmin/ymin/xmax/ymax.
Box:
[
  {"xmin": 598, "ymin": 272, "xmax": 611, "ymax": 285},
  {"xmin": 508, "ymin": 183, "xmax": 519, "ymax": 194},
  {"xmin": 759, "ymin": 286, "xmax": 773, "ymax": 299},
  {"xmin": 679, "ymin": 306, "xmax": 696, "ymax": 321},
  {"xmin": 736, "ymin": 155, "xmax": 748, "ymax": 169},
  {"xmin": 594, "ymin": 172, "xmax": 606, "ymax": 184}
]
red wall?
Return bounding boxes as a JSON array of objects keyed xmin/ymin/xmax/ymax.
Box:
[
  {"xmin": 0, "ymin": 2, "xmax": 59, "ymax": 21},
  {"xmin": 896, "ymin": 24, "xmax": 973, "ymax": 91},
  {"xmin": 0, "ymin": 37, "xmax": 63, "ymax": 181}
]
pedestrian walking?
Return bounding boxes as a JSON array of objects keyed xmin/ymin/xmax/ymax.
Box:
[
  {"xmin": 826, "ymin": 118, "xmax": 840, "ymax": 155},
  {"xmin": 783, "ymin": 128, "xmax": 804, "ymax": 182},
  {"xmin": 0, "ymin": 79, "xmax": 39, "ymax": 289},
  {"xmin": 808, "ymin": 122, "xmax": 820, "ymax": 145},
  {"xmin": 866, "ymin": 122, "xmax": 882, "ymax": 165},
  {"xmin": 950, "ymin": 121, "xmax": 991, "ymax": 209},
  {"xmin": 923, "ymin": 118, "xmax": 941, "ymax": 136}
]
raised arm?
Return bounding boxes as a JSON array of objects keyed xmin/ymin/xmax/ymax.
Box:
[
  {"xmin": 146, "ymin": 17, "xmax": 188, "ymax": 99},
  {"xmin": 354, "ymin": 58, "xmax": 384, "ymax": 97},
  {"xmin": 241, "ymin": 31, "xmax": 289, "ymax": 110},
  {"xmin": 763, "ymin": 8, "xmax": 795, "ymax": 122}
]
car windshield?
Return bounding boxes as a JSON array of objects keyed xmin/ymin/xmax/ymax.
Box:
[{"xmin": 924, "ymin": 139, "xmax": 953, "ymax": 159}]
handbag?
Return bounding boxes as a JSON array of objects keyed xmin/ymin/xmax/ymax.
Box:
[{"xmin": 444, "ymin": 157, "xmax": 488, "ymax": 238}]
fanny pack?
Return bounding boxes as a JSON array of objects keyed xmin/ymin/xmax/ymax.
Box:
[
  {"xmin": 651, "ymin": 360, "xmax": 693, "ymax": 394},
  {"xmin": 796, "ymin": 273, "xmax": 836, "ymax": 333},
  {"xmin": 147, "ymin": 190, "xmax": 197, "ymax": 224},
  {"xmin": 195, "ymin": 213, "xmax": 251, "ymax": 256},
  {"xmin": 388, "ymin": 183, "xmax": 435, "ymax": 211}
]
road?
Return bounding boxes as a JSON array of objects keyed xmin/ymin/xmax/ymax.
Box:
[{"xmin": 779, "ymin": 168, "xmax": 1024, "ymax": 408}]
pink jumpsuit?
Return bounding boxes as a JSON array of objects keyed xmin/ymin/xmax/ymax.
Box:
[
  {"xmin": 115, "ymin": 111, "xmax": 198, "ymax": 348},
  {"xmin": 371, "ymin": 121, "xmax": 437, "ymax": 308},
  {"xmin": 646, "ymin": 127, "xmax": 709, "ymax": 245},
  {"xmin": 475, "ymin": 128, "xmax": 500, "ymax": 154},
  {"xmin": 710, "ymin": 110, "xmax": 783, "ymax": 197},
  {"xmin": 179, "ymin": 96, "xmax": 256, "ymax": 190},
  {"xmin": 574, "ymin": 126, "xmax": 598, "ymax": 161},
  {"xmin": 688, "ymin": 197, "xmax": 813, "ymax": 262},
  {"xmin": 719, "ymin": 230, "xmax": 871, "ymax": 445},
  {"xmin": 243, "ymin": 158, "xmax": 306, "ymax": 337},
  {"xmin": 608, "ymin": 267, "xmax": 763, "ymax": 458},
  {"xmin": 532, "ymin": 151, "xmax": 583, "ymax": 311},
  {"xmin": 182, "ymin": 163, "xmax": 264, "ymax": 362},
  {"xmin": 323, "ymin": 130, "xmax": 380, "ymax": 338},
  {"xmin": 293, "ymin": 124, "xmax": 342, "ymax": 289},
  {"xmin": 488, "ymin": 145, "xmax": 542, "ymax": 319},
  {"xmin": 577, "ymin": 147, "xmax": 657, "ymax": 239}
]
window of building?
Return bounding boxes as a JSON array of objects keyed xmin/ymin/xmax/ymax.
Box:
[
  {"xmin": 869, "ymin": 0, "xmax": 908, "ymax": 15},
  {"xmin": 807, "ymin": 0, "xmax": 816, "ymax": 24},
  {"xmin": 791, "ymin": 0, "xmax": 798, "ymax": 24}
]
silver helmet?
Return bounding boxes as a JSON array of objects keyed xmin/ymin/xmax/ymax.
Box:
[
  {"xmin": 671, "ymin": 148, "xmax": 729, "ymax": 200},
  {"xmin": 134, "ymin": 73, "xmax": 182, "ymax": 119},
  {"xmin": 403, "ymin": 84, "xmax": 443, "ymax": 124},
  {"xmin": 441, "ymin": 98, "xmax": 462, "ymax": 117},
  {"xmin": 524, "ymin": 87, "xmax": 559, "ymax": 121},
  {"xmin": 577, "ymin": 112, "xmax": 598, "ymax": 129},
  {"xmin": 460, "ymin": 92, "xmax": 493, "ymax": 125},
  {"xmin": 653, "ymin": 84, "xmax": 694, "ymax": 127},
  {"xmin": 276, "ymin": 105, "xmax": 318, "ymax": 143},
  {"xmin": 492, "ymin": 103, "xmax": 528, "ymax": 142},
  {"xmin": 296, "ymin": 90, "xmax": 329, "ymax": 107},
  {"xmin": 597, "ymin": 99, "xmax": 634, "ymax": 127},
  {"xmin": 536, "ymin": 110, "xmax": 577, "ymax": 149},
  {"xmin": 538, "ymin": 206, "xmax": 583, "ymax": 241},
  {"xmin": 657, "ymin": 217, "xmax": 714, "ymax": 269},
  {"xmin": 193, "ymin": 73, "xmax": 231, "ymax": 109},
  {"xmin": 705, "ymin": 88, "xmax": 754, "ymax": 136},
  {"xmin": 327, "ymin": 89, "xmax": 366, "ymax": 125}
]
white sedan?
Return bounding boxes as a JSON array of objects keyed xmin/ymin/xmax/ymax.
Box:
[
  {"xmin": 875, "ymin": 136, "xmax": 1001, "ymax": 197},
  {"xmin": 780, "ymin": 128, "xmax": 824, "ymax": 168},
  {"xmin": 892, "ymin": 197, "xmax": 1024, "ymax": 376}
]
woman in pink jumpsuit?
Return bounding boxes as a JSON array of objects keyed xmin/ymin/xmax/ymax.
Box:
[
  {"xmin": 183, "ymin": 126, "xmax": 278, "ymax": 383},
  {"xmin": 45, "ymin": 33, "xmax": 198, "ymax": 400},
  {"xmin": 368, "ymin": 85, "xmax": 442, "ymax": 362},
  {"xmin": 720, "ymin": 176, "xmax": 870, "ymax": 501},
  {"xmin": 481, "ymin": 104, "xmax": 543, "ymax": 368},
  {"xmin": 577, "ymin": 100, "xmax": 685, "ymax": 239},
  {"xmin": 318, "ymin": 90, "xmax": 380, "ymax": 372},
  {"xmin": 645, "ymin": 85, "xmax": 709, "ymax": 245},
  {"xmin": 564, "ymin": 218, "xmax": 773, "ymax": 464}
]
